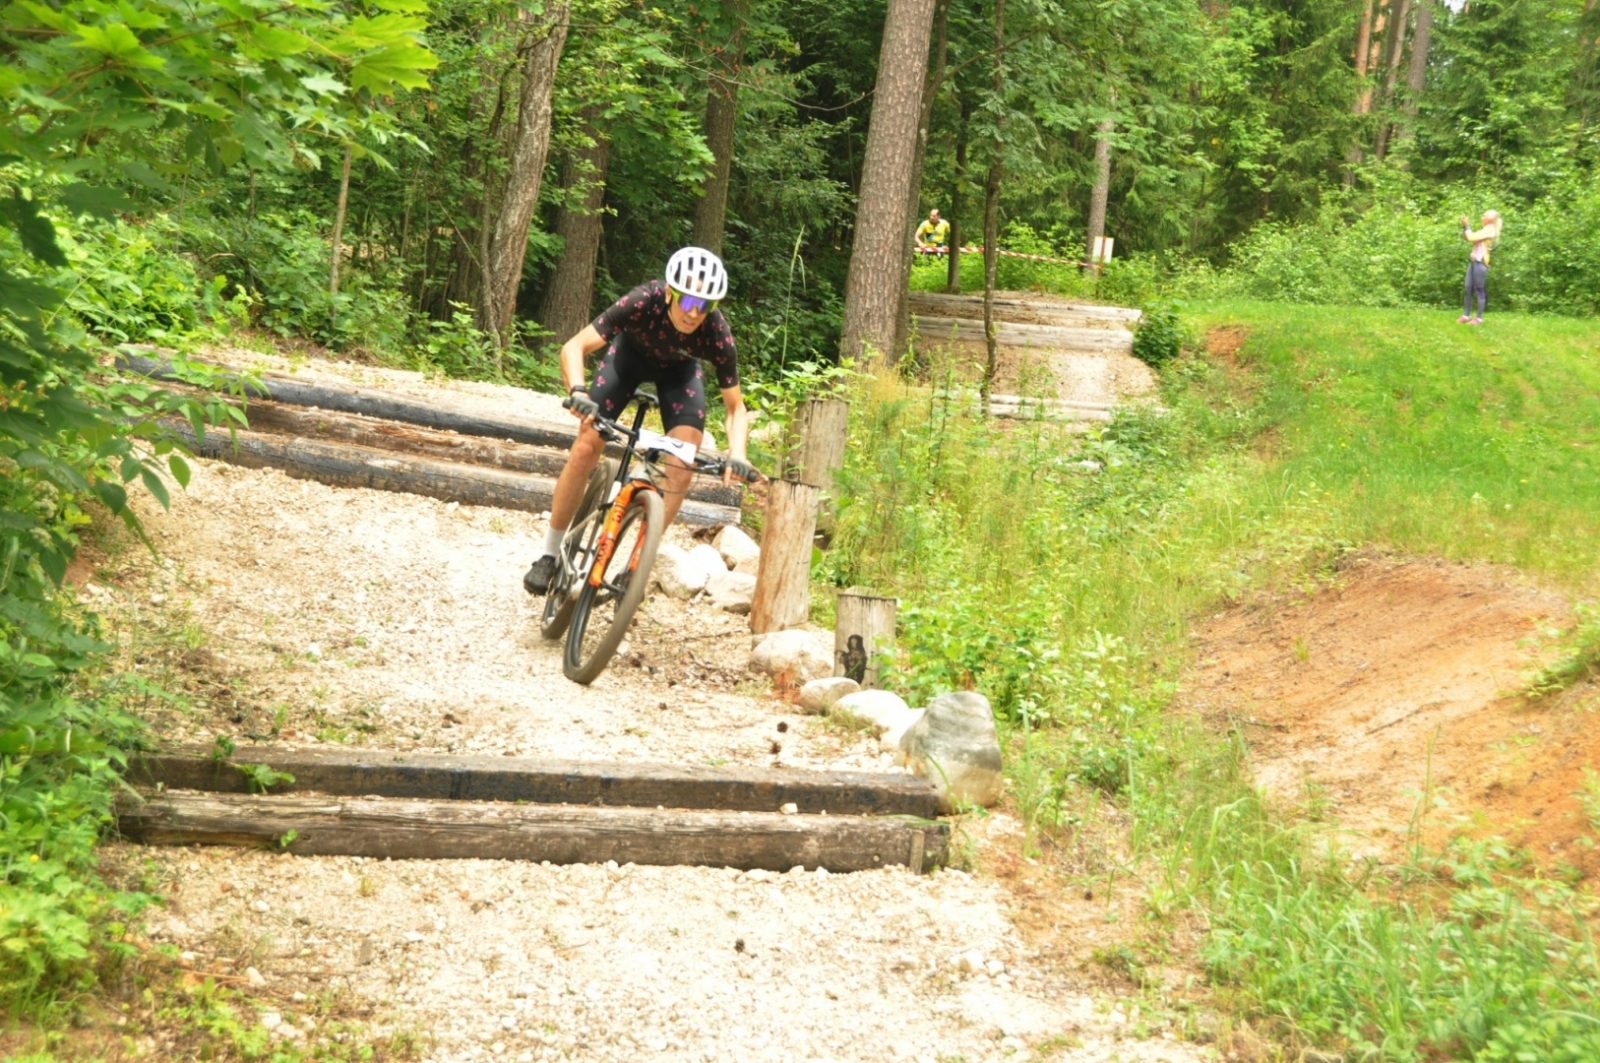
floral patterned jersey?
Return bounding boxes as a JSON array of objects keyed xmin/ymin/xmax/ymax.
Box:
[{"xmin": 591, "ymin": 279, "xmax": 740, "ymax": 390}]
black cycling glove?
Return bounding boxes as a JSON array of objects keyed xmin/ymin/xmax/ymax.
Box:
[
  {"xmin": 725, "ymin": 457, "xmax": 758, "ymax": 483},
  {"xmin": 564, "ymin": 390, "xmax": 599, "ymax": 419}
]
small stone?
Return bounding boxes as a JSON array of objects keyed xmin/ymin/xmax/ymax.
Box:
[
  {"xmin": 985, "ymin": 959, "xmax": 1005, "ymax": 977},
  {"xmin": 260, "ymin": 1011, "xmax": 282, "ymax": 1030},
  {"xmin": 1000, "ymin": 1036, "xmax": 1024, "ymax": 1053},
  {"xmin": 358, "ymin": 938, "xmax": 376, "ymax": 964},
  {"xmin": 900, "ymin": 691, "xmax": 1004, "ymax": 812},
  {"xmin": 958, "ymin": 952, "xmax": 985, "ymax": 975},
  {"xmin": 797, "ymin": 676, "xmax": 860, "ymax": 714},
  {"xmin": 779, "ymin": 802, "xmax": 798, "ymax": 815},
  {"xmin": 178, "ymin": 951, "xmax": 197, "ymax": 966},
  {"xmin": 713, "ymin": 525, "xmax": 761, "ymax": 570},
  {"xmin": 832, "ymin": 690, "xmax": 916, "ymax": 737},
  {"xmin": 706, "ymin": 571, "xmax": 756, "ymax": 614},
  {"xmin": 750, "ymin": 630, "xmax": 835, "ymax": 685},
  {"xmin": 251, "ymin": 900, "xmax": 270, "ymax": 914},
  {"xmin": 291, "ymin": 991, "xmax": 308, "ymax": 1003},
  {"xmin": 245, "ymin": 967, "xmax": 266, "ymax": 987}
]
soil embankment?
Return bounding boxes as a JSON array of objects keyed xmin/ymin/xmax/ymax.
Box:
[{"xmin": 1181, "ymin": 554, "xmax": 1599, "ymax": 870}]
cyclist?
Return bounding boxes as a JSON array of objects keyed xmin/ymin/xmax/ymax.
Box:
[
  {"xmin": 914, "ymin": 209, "xmax": 950, "ymax": 253},
  {"xmin": 523, "ymin": 246, "xmax": 756, "ymax": 596}
]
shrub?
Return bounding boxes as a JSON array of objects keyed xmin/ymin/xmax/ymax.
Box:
[{"xmin": 1133, "ymin": 301, "xmax": 1186, "ymax": 366}]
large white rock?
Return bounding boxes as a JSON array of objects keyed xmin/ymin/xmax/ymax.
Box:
[
  {"xmin": 900, "ymin": 691, "xmax": 1003, "ymax": 812},
  {"xmin": 879, "ymin": 707, "xmax": 925, "ymax": 755},
  {"xmin": 832, "ymin": 689, "xmax": 918, "ymax": 738},
  {"xmin": 687, "ymin": 543, "xmax": 729, "ymax": 577},
  {"xmin": 706, "ymin": 570, "xmax": 757, "ymax": 614},
  {"xmin": 714, "ymin": 525, "xmax": 761, "ymax": 570},
  {"xmin": 797, "ymin": 676, "xmax": 860, "ymax": 714},
  {"xmin": 652, "ymin": 543, "xmax": 707, "ymax": 599},
  {"xmin": 750, "ymin": 629, "xmax": 834, "ymax": 684}
]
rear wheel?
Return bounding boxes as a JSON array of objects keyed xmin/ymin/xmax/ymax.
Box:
[
  {"xmin": 563, "ymin": 489, "xmax": 663, "ymax": 685},
  {"xmin": 539, "ymin": 461, "xmax": 615, "ymax": 641}
]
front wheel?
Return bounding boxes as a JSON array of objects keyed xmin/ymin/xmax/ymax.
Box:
[
  {"xmin": 538, "ymin": 461, "xmax": 615, "ymax": 642},
  {"xmin": 563, "ymin": 489, "xmax": 663, "ymax": 685}
]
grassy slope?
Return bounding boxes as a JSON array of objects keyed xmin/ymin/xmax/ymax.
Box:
[{"xmin": 1200, "ymin": 301, "xmax": 1600, "ymax": 591}]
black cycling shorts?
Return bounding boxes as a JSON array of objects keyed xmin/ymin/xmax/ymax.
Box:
[{"xmin": 587, "ymin": 340, "xmax": 709, "ymax": 432}]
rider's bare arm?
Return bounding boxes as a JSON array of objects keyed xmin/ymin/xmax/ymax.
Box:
[
  {"xmin": 720, "ymin": 384, "xmax": 751, "ymax": 485},
  {"xmin": 560, "ymin": 325, "xmax": 609, "ymax": 393}
]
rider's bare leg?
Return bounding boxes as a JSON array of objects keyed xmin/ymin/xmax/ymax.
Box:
[
  {"xmin": 548, "ymin": 423, "xmax": 606, "ymax": 532},
  {"xmin": 659, "ymin": 425, "xmax": 704, "ymax": 527}
]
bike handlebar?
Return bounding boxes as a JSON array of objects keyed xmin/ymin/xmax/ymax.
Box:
[{"xmin": 562, "ymin": 395, "xmax": 764, "ymax": 483}]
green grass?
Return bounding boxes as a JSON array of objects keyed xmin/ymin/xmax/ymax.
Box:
[
  {"xmin": 823, "ymin": 300, "xmax": 1600, "ymax": 1061},
  {"xmin": 1197, "ymin": 301, "xmax": 1600, "ymax": 590}
]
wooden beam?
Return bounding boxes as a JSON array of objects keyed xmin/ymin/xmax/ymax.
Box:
[
  {"xmin": 237, "ymin": 400, "xmax": 742, "ymax": 509},
  {"xmin": 118, "ymin": 792, "xmax": 947, "ymax": 872},
  {"xmin": 909, "ymin": 314, "xmax": 1133, "ymax": 352},
  {"xmin": 906, "ymin": 290, "xmax": 1142, "ymax": 324},
  {"xmin": 119, "ymin": 351, "xmax": 589, "ymax": 451},
  {"xmin": 167, "ymin": 422, "xmax": 739, "ymax": 526},
  {"xmin": 129, "ymin": 747, "xmax": 942, "ymax": 818}
]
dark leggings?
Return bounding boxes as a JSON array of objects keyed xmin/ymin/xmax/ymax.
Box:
[
  {"xmin": 587, "ymin": 341, "xmax": 707, "ymax": 432},
  {"xmin": 1464, "ymin": 261, "xmax": 1488, "ymax": 317}
]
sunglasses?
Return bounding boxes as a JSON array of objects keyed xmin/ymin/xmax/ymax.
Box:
[{"xmin": 671, "ymin": 289, "xmax": 718, "ymax": 316}]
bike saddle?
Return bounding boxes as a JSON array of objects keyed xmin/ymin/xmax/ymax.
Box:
[{"xmin": 632, "ymin": 389, "xmax": 659, "ymax": 408}]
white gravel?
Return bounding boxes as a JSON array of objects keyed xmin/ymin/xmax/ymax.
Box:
[{"xmin": 133, "ymin": 844, "xmax": 1210, "ymax": 1063}]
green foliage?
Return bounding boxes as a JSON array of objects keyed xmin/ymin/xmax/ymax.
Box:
[
  {"xmin": 237, "ymin": 764, "xmax": 296, "ymax": 795},
  {"xmin": 1132, "ymin": 301, "xmax": 1186, "ymax": 366},
  {"xmin": 1208, "ymin": 179, "xmax": 1600, "ymax": 316},
  {"xmin": 1525, "ymin": 603, "xmax": 1600, "ymax": 699}
]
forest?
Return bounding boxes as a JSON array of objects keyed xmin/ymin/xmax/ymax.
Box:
[{"xmin": 5, "ymin": 0, "xmax": 1600, "ymax": 1057}]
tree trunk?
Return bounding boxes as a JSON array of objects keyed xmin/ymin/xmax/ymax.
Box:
[
  {"xmin": 1085, "ymin": 88, "xmax": 1115, "ymax": 270},
  {"xmin": 980, "ymin": 0, "xmax": 1005, "ymax": 413},
  {"xmin": 691, "ymin": 68, "xmax": 740, "ymax": 255},
  {"xmin": 750, "ymin": 479, "xmax": 821, "ymax": 634},
  {"xmin": 1346, "ymin": 0, "xmax": 1380, "ymax": 181},
  {"xmin": 1404, "ymin": 0, "xmax": 1432, "ymax": 109},
  {"xmin": 946, "ymin": 96, "xmax": 970, "ymax": 293},
  {"xmin": 838, "ymin": 0, "xmax": 940, "ymax": 363},
  {"xmin": 478, "ymin": 0, "xmax": 571, "ymax": 348},
  {"xmin": 1577, "ymin": 0, "xmax": 1599, "ymax": 132},
  {"xmin": 328, "ymin": 144, "xmax": 354, "ymax": 321},
  {"xmin": 538, "ymin": 112, "xmax": 613, "ymax": 344},
  {"xmin": 980, "ymin": 160, "xmax": 1001, "ymax": 411},
  {"xmin": 1372, "ymin": 0, "xmax": 1412, "ymax": 162},
  {"xmin": 891, "ymin": 0, "xmax": 951, "ymax": 360}
]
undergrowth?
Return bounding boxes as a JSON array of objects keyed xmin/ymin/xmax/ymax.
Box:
[{"xmin": 823, "ymin": 301, "xmax": 1600, "ymax": 1060}]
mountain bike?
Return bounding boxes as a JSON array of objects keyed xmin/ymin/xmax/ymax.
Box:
[{"xmin": 539, "ymin": 390, "xmax": 760, "ymax": 685}]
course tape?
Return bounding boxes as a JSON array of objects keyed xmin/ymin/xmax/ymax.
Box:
[{"xmin": 916, "ymin": 244, "xmax": 1091, "ymax": 267}]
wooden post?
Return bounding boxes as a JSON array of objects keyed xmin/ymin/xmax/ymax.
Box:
[
  {"xmin": 750, "ymin": 479, "xmax": 820, "ymax": 634},
  {"xmin": 791, "ymin": 398, "xmax": 849, "ymax": 491},
  {"xmin": 835, "ymin": 592, "xmax": 897, "ymax": 689}
]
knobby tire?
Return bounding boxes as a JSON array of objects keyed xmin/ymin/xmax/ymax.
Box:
[
  {"xmin": 563, "ymin": 488, "xmax": 663, "ymax": 685},
  {"xmin": 539, "ymin": 460, "xmax": 615, "ymax": 642}
]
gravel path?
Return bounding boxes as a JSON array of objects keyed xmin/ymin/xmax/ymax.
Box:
[{"xmin": 88, "ymin": 361, "xmax": 1214, "ymax": 1062}]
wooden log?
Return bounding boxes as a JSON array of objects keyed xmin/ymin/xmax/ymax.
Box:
[
  {"xmin": 237, "ymin": 400, "xmax": 741, "ymax": 509},
  {"xmin": 835, "ymin": 592, "xmax": 897, "ymax": 689},
  {"xmin": 793, "ymin": 398, "xmax": 849, "ymax": 493},
  {"xmin": 168, "ymin": 422, "xmax": 738, "ymax": 526},
  {"xmin": 118, "ymin": 792, "xmax": 947, "ymax": 872},
  {"xmin": 909, "ymin": 315, "xmax": 1133, "ymax": 352},
  {"xmin": 750, "ymin": 479, "xmax": 820, "ymax": 634},
  {"xmin": 119, "ymin": 351, "xmax": 585, "ymax": 450},
  {"xmin": 128, "ymin": 747, "xmax": 941, "ymax": 818},
  {"xmin": 906, "ymin": 290, "xmax": 1142, "ymax": 324}
]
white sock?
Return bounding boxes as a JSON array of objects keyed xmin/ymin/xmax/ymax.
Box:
[{"xmin": 539, "ymin": 525, "xmax": 565, "ymax": 559}]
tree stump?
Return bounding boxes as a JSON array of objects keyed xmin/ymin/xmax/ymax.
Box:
[
  {"xmin": 835, "ymin": 592, "xmax": 897, "ymax": 689},
  {"xmin": 793, "ymin": 398, "xmax": 849, "ymax": 492},
  {"xmin": 750, "ymin": 479, "xmax": 820, "ymax": 634}
]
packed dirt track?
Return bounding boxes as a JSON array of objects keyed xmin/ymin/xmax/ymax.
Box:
[{"xmin": 1181, "ymin": 553, "xmax": 1600, "ymax": 871}]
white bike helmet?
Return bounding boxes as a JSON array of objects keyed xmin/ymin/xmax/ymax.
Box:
[{"xmin": 665, "ymin": 246, "xmax": 729, "ymax": 301}]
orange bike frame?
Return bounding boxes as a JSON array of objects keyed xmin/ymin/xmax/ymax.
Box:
[{"xmin": 586, "ymin": 478, "xmax": 656, "ymax": 587}]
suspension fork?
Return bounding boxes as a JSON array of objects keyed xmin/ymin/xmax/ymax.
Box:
[{"xmin": 586, "ymin": 479, "xmax": 656, "ymax": 586}]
